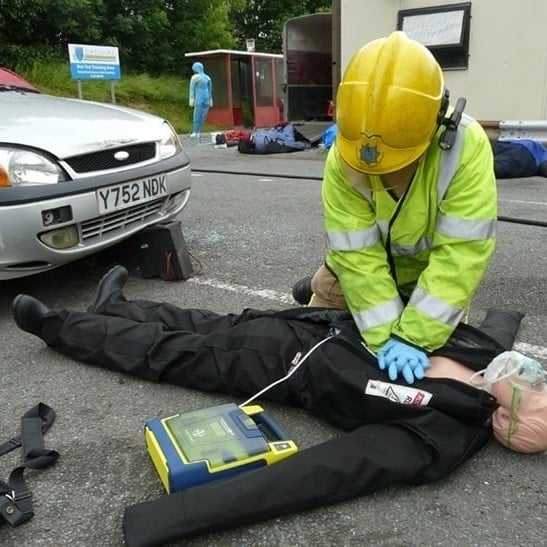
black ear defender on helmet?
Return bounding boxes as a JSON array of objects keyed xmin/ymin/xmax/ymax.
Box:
[{"xmin": 437, "ymin": 88, "xmax": 467, "ymax": 151}]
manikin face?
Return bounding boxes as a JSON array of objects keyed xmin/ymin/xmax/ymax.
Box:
[
  {"xmin": 476, "ymin": 352, "xmax": 547, "ymax": 454},
  {"xmin": 490, "ymin": 378, "xmax": 547, "ymax": 453}
]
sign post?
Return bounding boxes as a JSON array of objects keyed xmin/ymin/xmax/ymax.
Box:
[{"xmin": 68, "ymin": 44, "xmax": 121, "ymax": 102}]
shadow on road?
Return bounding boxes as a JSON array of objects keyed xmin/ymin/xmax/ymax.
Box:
[{"xmin": 0, "ymin": 246, "xmax": 134, "ymax": 309}]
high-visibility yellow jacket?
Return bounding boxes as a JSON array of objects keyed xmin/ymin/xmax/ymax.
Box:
[{"xmin": 323, "ymin": 115, "xmax": 497, "ymax": 352}]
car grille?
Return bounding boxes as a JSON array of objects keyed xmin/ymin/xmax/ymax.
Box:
[
  {"xmin": 65, "ymin": 143, "xmax": 156, "ymax": 173},
  {"xmin": 80, "ymin": 196, "xmax": 168, "ymax": 242}
]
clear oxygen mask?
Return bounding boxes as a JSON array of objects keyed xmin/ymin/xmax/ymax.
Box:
[{"xmin": 470, "ymin": 351, "xmax": 547, "ymax": 394}]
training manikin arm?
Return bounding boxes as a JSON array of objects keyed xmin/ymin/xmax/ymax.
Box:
[
  {"xmin": 189, "ymin": 75, "xmax": 198, "ymax": 107},
  {"xmin": 322, "ymin": 146, "xmax": 403, "ymax": 352},
  {"xmin": 123, "ymin": 406, "xmax": 490, "ymax": 547}
]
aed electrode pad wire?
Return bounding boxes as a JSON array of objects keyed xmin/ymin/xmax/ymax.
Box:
[
  {"xmin": 239, "ymin": 329, "xmax": 380, "ymax": 409},
  {"xmin": 239, "ymin": 334, "xmax": 337, "ymax": 409}
]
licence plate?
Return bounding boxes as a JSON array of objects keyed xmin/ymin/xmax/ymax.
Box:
[{"xmin": 97, "ymin": 175, "xmax": 168, "ymax": 214}]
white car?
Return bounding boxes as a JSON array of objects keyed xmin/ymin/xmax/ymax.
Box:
[{"xmin": 0, "ymin": 68, "xmax": 191, "ymax": 280}]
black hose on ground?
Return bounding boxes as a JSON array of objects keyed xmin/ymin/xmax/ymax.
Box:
[
  {"xmin": 497, "ymin": 216, "xmax": 547, "ymax": 228},
  {"xmin": 193, "ymin": 168, "xmax": 322, "ymax": 181},
  {"xmin": 193, "ymin": 169, "xmax": 547, "ymax": 228}
]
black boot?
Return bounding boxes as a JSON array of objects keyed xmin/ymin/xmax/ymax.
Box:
[
  {"xmin": 12, "ymin": 295, "xmax": 50, "ymax": 337},
  {"xmin": 292, "ymin": 276, "xmax": 313, "ymax": 305},
  {"xmin": 90, "ymin": 265, "xmax": 129, "ymax": 311}
]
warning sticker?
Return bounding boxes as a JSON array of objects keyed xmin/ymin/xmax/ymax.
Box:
[{"xmin": 365, "ymin": 379, "xmax": 433, "ymax": 407}]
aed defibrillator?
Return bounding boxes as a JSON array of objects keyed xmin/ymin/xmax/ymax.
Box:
[{"xmin": 145, "ymin": 403, "xmax": 298, "ymax": 493}]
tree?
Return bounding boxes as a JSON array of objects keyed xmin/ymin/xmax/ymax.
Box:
[
  {"xmin": 101, "ymin": 0, "xmax": 171, "ymax": 73},
  {"xmin": 0, "ymin": 0, "xmax": 239, "ymax": 73},
  {"xmin": 0, "ymin": 0, "xmax": 107, "ymax": 68},
  {"xmin": 0, "ymin": 0, "xmax": 105, "ymax": 48},
  {"xmin": 0, "ymin": 0, "xmax": 327, "ymax": 73},
  {"xmin": 230, "ymin": 0, "xmax": 330, "ymax": 53},
  {"xmin": 167, "ymin": 0, "xmax": 237, "ymax": 73}
]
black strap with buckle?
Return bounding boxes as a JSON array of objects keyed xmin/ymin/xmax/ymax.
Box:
[{"xmin": 0, "ymin": 403, "xmax": 59, "ymax": 527}]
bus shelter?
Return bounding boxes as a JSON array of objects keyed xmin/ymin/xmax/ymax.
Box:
[{"xmin": 184, "ymin": 49, "xmax": 284, "ymax": 128}]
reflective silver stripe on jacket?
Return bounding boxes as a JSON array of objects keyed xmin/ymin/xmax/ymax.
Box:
[
  {"xmin": 327, "ymin": 225, "xmax": 381, "ymax": 251},
  {"xmin": 344, "ymin": 163, "xmax": 373, "ymax": 202},
  {"xmin": 350, "ymin": 179, "xmax": 372, "ymax": 202},
  {"xmin": 408, "ymin": 286, "xmax": 464, "ymax": 326},
  {"xmin": 353, "ymin": 297, "xmax": 404, "ymax": 332},
  {"xmin": 436, "ymin": 215, "xmax": 496, "ymax": 240},
  {"xmin": 437, "ymin": 123, "xmax": 466, "ymax": 204},
  {"xmin": 377, "ymin": 220, "xmax": 389, "ymax": 243},
  {"xmin": 392, "ymin": 237, "xmax": 432, "ymax": 256}
]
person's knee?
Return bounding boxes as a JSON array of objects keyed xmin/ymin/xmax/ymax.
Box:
[{"xmin": 310, "ymin": 265, "xmax": 347, "ymax": 309}]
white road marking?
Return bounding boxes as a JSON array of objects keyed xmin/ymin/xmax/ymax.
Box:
[
  {"xmin": 191, "ymin": 173, "xmax": 203, "ymax": 177},
  {"xmin": 187, "ymin": 276, "xmax": 294, "ymax": 304},
  {"xmin": 187, "ymin": 277, "xmax": 547, "ymax": 361},
  {"xmin": 514, "ymin": 342, "xmax": 547, "ymax": 361},
  {"xmin": 500, "ymin": 199, "xmax": 547, "ymax": 206},
  {"xmin": 258, "ymin": 178, "xmax": 273, "ymax": 182}
]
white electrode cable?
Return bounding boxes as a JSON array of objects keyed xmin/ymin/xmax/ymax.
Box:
[
  {"xmin": 238, "ymin": 334, "xmax": 337, "ymax": 409},
  {"xmin": 360, "ymin": 341, "xmax": 377, "ymax": 358}
]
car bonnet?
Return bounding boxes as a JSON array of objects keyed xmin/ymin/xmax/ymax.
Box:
[{"xmin": 0, "ymin": 92, "xmax": 167, "ymax": 159}]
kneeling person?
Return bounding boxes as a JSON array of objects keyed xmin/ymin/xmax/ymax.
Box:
[{"xmin": 12, "ymin": 266, "xmax": 547, "ymax": 546}]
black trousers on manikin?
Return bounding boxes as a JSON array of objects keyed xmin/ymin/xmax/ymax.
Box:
[{"xmin": 39, "ymin": 293, "xmax": 523, "ymax": 547}]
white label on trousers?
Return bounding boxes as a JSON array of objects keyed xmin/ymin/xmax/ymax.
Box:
[{"xmin": 365, "ymin": 379, "xmax": 432, "ymax": 406}]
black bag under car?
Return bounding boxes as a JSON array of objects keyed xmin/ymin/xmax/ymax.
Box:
[{"xmin": 133, "ymin": 221, "xmax": 194, "ymax": 281}]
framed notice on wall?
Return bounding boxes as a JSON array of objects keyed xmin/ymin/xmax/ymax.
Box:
[{"xmin": 397, "ymin": 2, "xmax": 472, "ymax": 69}]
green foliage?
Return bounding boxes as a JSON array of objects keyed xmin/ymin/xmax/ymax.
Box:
[
  {"xmin": 0, "ymin": 0, "xmax": 236, "ymax": 74},
  {"xmin": 20, "ymin": 60, "xmax": 195, "ymax": 132},
  {"xmin": 0, "ymin": 0, "xmax": 331, "ymax": 73},
  {"xmin": 229, "ymin": 0, "xmax": 331, "ymax": 52},
  {"xmin": 0, "ymin": 0, "xmax": 105, "ymax": 48},
  {"xmin": 101, "ymin": 0, "xmax": 172, "ymax": 73},
  {"xmin": 0, "ymin": 44, "xmax": 61, "ymax": 71},
  {"xmin": 167, "ymin": 0, "xmax": 236, "ymax": 73}
]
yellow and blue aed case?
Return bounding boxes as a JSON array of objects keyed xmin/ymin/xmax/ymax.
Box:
[{"xmin": 145, "ymin": 403, "xmax": 298, "ymax": 493}]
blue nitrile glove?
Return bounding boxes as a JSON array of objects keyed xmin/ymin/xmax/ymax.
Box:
[{"xmin": 377, "ymin": 338, "xmax": 430, "ymax": 384}]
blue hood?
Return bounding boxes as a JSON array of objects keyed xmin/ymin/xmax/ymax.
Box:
[{"xmin": 192, "ymin": 62, "xmax": 204, "ymax": 74}]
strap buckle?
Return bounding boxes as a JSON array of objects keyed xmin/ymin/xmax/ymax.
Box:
[{"xmin": 0, "ymin": 490, "xmax": 33, "ymax": 526}]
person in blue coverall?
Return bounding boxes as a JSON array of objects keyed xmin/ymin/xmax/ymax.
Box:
[{"xmin": 189, "ymin": 62, "xmax": 212, "ymax": 138}]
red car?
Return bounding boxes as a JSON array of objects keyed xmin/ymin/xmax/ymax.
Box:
[{"xmin": 0, "ymin": 67, "xmax": 37, "ymax": 92}]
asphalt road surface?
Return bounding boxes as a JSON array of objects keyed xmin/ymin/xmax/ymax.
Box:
[{"xmin": 1, "ymin": 144, "xmax": 545, "ymax": 546}]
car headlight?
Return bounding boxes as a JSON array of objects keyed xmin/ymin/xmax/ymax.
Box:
[
  {"xmin": 0, "ymin": 147, "xmax": 67, "ymax": 187},
  {"xmin": 158, "ymin": 122, "xmax": 182, "ymax": 160}
]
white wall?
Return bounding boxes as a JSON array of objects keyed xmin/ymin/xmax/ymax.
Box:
[{"xmin": 340, "ymin": 0, "xmax": 547, "ymax": 120}]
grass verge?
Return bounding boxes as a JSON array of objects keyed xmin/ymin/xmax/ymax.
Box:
[{"xmin": 19, "ymin": 61, "xmax": 196, "ymax": 133}]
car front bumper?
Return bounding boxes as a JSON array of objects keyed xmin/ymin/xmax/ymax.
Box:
[{"xmin": 0, "ymin": 159, "xmax": 191, "ymax": 280}]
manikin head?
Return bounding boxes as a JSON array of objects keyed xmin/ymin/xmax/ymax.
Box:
[
  {"xmin": 428, "ymin": 352, "xmax": 547, "ymax": 453},
  {"xmin": 472, "ymin": 352, "xmax": 547, "ymax": 453}
]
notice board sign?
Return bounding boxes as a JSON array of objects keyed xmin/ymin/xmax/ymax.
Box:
[
  {"xmin": 397, "ymin": 2, "xmax": 471, "ymax": 69},
  {"xmin": 401, "ymin": 10, "xmax": 465, "ymax": 47},
  {"xmin": 68, "ymin": 44, "xmax": 121, "ymax": 80}
]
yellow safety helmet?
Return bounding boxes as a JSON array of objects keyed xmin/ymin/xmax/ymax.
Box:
[{"xmin": 336, "ymin": 31, "xmax": 445, "ymax": 175}]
